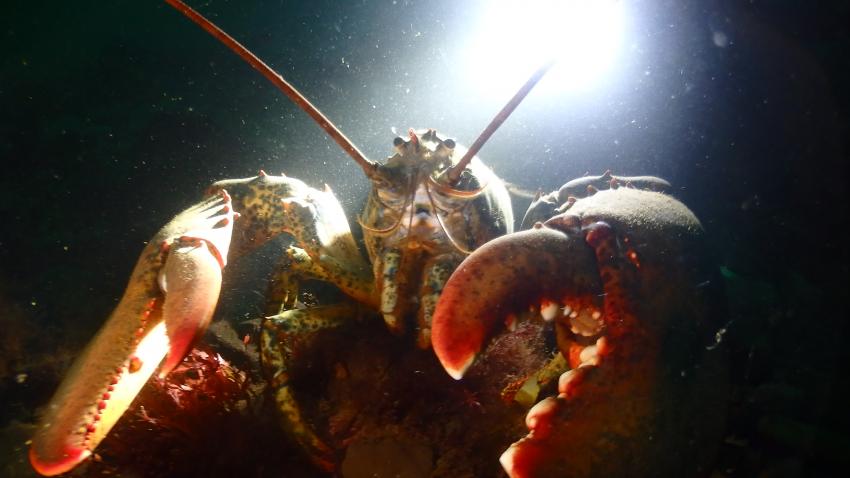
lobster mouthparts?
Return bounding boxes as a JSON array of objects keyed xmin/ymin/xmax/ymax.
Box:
[
  {"xmin": 432, "ymin": 189, "xmax": 730, "ymax": 478},
  {"xmin": 30, "ymin": 192, "xmax": 236, "ymax": 476}
]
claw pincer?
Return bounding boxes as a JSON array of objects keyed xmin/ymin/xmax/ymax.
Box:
[
  {"xmin": 433, "ymin": 188, "xmax": 730, "ymax": 478},
  {"xmin": 29, "ymin": 191, "xmax": 237, "ymax": 476}
]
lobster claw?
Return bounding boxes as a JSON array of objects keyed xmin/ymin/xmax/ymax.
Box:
[
  {"xmin": 29, "ymin": 191, "xmax": 237, "ymax": 476},
  {"xmin": 433, "ymin": 189, "xmax": 729, "ymax": 477},
  {"xmin": 157, "ymin": 197, "xmax": 235, "ymax": 378}
]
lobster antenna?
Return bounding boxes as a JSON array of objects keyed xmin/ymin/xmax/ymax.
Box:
[
  {"xmin": 447, "ymin": 59, "xmax": 556, "ymax": 185},
  {"xmin": 164, "ymin": 0, "xmax": 377, "ymax": 177}
]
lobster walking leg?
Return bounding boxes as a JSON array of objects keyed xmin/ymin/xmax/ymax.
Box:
[{"xmin": 261, "ymin": 303, "xmax": 364, "ymax": 471}]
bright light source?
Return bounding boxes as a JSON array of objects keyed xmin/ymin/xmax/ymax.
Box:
[{"xmin": 464, "ymin": 0, "xmax": 626, "ymax": 98}]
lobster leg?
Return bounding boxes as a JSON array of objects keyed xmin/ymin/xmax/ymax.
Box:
[
  {"xmin": 415, "ymin": 253, "xmax": 462, "ymax": 349},
  {"xmin": 377, "ymin": 248, "xmax": 405, "ymax": 335},
  {"xmin": 30, "ymin": 192, "xmax": 237, "ymax": 476},
  {"xmin": 210, "ymin": 174, "xmax": 384, "ymax": 470},
  {"xmin": 261, "ymin": 302, "xmax": 364, "ymax": 471},
  {"xmin": 209, "ymin": 173, "xmax": 377, "ymax": 308}
]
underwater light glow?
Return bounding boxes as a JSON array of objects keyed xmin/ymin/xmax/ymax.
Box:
[{"xmin": 465, "ymin": 0, "xmax": 626, "ymax": 98}]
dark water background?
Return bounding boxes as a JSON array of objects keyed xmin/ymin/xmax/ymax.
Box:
[{"xmin": 1, "ymin": 0, "xmax": 848, "ymax": 476}]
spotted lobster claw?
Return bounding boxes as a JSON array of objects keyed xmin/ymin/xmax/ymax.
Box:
[
  {"xmin": 29, "ymin": 191, "xmax": 238, "ymax": 476},
  {"xmin": 432, "ymin": 189, "xmax": 729, "ymax": 477}
]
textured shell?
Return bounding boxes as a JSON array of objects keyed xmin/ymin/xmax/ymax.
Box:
[{"xmin": 360, "ymin": 129, "xmax": 513, "ymax": 262}]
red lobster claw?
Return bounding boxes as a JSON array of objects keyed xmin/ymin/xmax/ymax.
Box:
[
  {"xmin": 29, "ymin": 191, "xmax": 237, "ymax": 476},
  {"xmin": 433, "ymin": 189, "xmax": 729, "ymax": 477}
]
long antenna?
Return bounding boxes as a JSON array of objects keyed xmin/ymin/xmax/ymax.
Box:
[
  {"xmin": 164, "ymin": 0, "xmax": 377, "ymax": 177},
  {"xmin": 447, "ymin": 59, "xmax": 555, "ymax": 184}
]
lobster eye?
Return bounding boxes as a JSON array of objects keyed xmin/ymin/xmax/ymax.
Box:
[
  {"xmin": 393, "ymin": 136, "xmax": 405, "ymax": 147},
  {"xmin": 443, "ymin": 138, "xmax": 456, "ymax": 149}
]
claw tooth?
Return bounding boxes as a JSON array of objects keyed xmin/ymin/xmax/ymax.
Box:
[
  {"xmin": 596, "ymin": 336, "xmax": 608, "ymax": 355},
  {"xmin": 558, "ymin": 369, "xmax": 578, "ymax": 395},
  {"xmin": 579, "ymin": 344, "xmax": 599, "ymax": 365},
  {"xmin": 499, "ymin": 445, "xmax": 520, "ymax": 478},
  {"xmin": 540, "ymin": 300, "xmax": 559, "ymax": 321},
  {"xmin": 525, "ymin": 397, "xmax": 558, "ymax": 438},
  {"xmin": 500, "ymin": 437, "xmax": 548, "ymax": 478}
]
